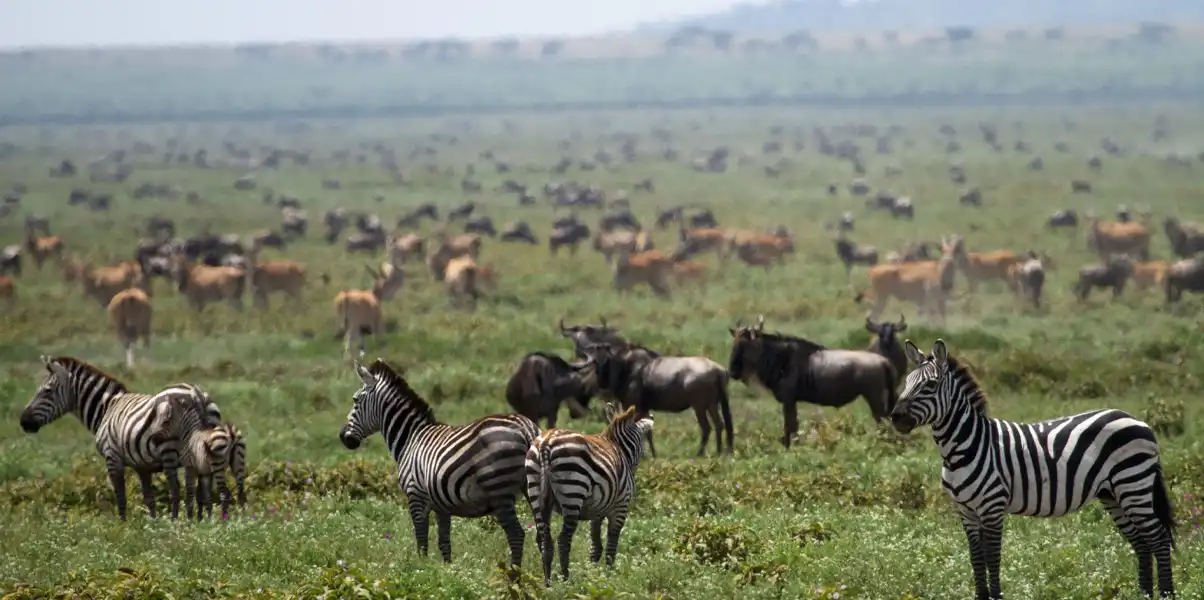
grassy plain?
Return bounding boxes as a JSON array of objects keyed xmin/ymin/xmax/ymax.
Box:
[{"xmin": 1, "ymin": 102, "xmax": 1204, "ymax": 599}]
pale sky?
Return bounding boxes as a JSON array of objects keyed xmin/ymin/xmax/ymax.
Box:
[{"xmin": 0, "ymin": 0, "xmax": 748, "ymax": 48}]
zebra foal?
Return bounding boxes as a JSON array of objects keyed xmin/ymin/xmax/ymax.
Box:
[
  {"xmin": 339, "ymin": 358, "xmax": 539, "ymax": 568},
  {"xmin": 526, "ymin": 403, "xmax": 654, "ymax": 586},
  {"xmin": 181, "ymin": 421, "xmax": 246, "ymax": 520},
  {"xmin": 892, "ymin": 339, "xmax": 1175, "ymax": 599},
  {"xmin": 20, "ymin": 356, "xmax": 221, "ymax": 520}
]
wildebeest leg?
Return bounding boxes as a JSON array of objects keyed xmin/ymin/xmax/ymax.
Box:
[
  {"xmin": 780, "ymin": 401, "xmax": 799, "ymax": 449},
  {"xmin": 704, "ymin": 403, "xmax": 724, "ymax": 455},
  {"xmin": 692, "ymin": 405, "xmax": 711, "ymax": 457},
  {"xmin": 564, "ymin": 395, "xmax": 591, "ymax": 420},
  {"xmin": 644, "ymin": 427, "xmax": 658, "ymax": 458}
]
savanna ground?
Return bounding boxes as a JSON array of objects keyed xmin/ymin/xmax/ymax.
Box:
[{"xmin": 3, "ymin": 31, "xmax": 1204, "ymax": 599}]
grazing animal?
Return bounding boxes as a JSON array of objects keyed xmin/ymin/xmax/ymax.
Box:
[
  {"xmin": 0, "ymin": 275, "xmax": 14, "ymax": 306},
  {"xmin": 0, "ymin": 245, "xmax": 21, "ymax": 276},
  {"xmin": 612, "ymin": 249, "xmax": 673, "ymax": 298},
  {"xmin": 108, "ymin": 288, "xmax": 152, "ymax": 367},
  {"xmin": 172, "ymin": 259, "xmax": 246, "ymax": 312},
  {"xmin": 526, "ymin": 404, "xmax": 654, "ymax": 586},
  {"xmin": 340, "ymin": 359, "xmax": 540, "ymax": 569},
  {"xmin": 893, "ymin": 339, "xmax": 1175, "ymax": 600},
  {"xmin": 1005, "ymin": 252, "xmax": 1047, "ymax": 308},
  {"xmin": 1162, "ymin": 217, "xmax": 1204, "ymax": 259},
  {"xmin": 584, "ymin": 343, "xmax": 731, "ymax": 457},
  {"xmin": 1131, "ymin": 260, "xmax": 1169, "ymax": 293},
  {"xmin": 676, "ymin": 225, "xmax": 727, "ymax": 258},
  {"xmin": 247, "ymin": 257, "xmax": 307, "ymax": 309},
  {"xmin": 66, "ymin": 259, "xmax": 147, "ymax": 306},
  {"xmin": 443, "ymin": 256, "xmax": 485, "ymax": 309},
  {"xmin": 25, "ymin": 232, "xmax": 64, "ymax": 270},
  {"xmin": 945, "ymin": 236, "xmax": 1023, "ymax": 293},
  {"xmin": 333, "ymin": 289, "xmax": 383, "ymax": 357},
  {"xmin": 835, "ymin": 236, "xmax": 879, "ymax": 278},
  {"xmin": 865, "ymin": 313, "xmax": 908, "ymax": 381},
  {"xmin": 548, "ymin": 223, "xmax": 590, "ymax": 255},
  {"xmin": 186, "ymin": 421, "xmax": 248, "ymax": 516},
  {"xmin": 505, "ymin": 352, "xmax": 598, "ymax": 428},
  {"xmin": 364, "ymin": 263, "xmax": 405, "ymax": 302},
  {"xmin": 1087, "ymin": 216, "xmax": 1150, "ymax": 261},
  {"xmin": 173, "ymin": 405, "xmax": 235, "ymax": 521},
  {"xmin": 1047, "ymin": 209, "xmax": 1079, "ymax": 229},
  {"xmin": 500, "ymin": 221, "xmax": 538, "ymax": 245},
  {"xmin": 671, "ymin": 258, "xmax": 707, "ymax": 287},
  {"xmin": 593, "ymin": 229, "xmax": 654, "ymax": 264},
  {"xmin": 389, "ymin": 233, "xmax": 425, "ymax": 265},
  {"xmin": 728, "ymin": 316, "xmax": 897, "ymax": 448},
  {"xmin": 426, "ymin": 234, "xmax": 482, "ymax": 280},
  {"xmin": 1075, "ymin": 254, "xmax": 1134, "ymax": 302},
  {"xmin": 1164, "ymin": 256, "xmax": 1204, "ymax": 303},
  {"xmin": 856, "ymin": 237, "xmax": 958, "ymax": 325},
  {"xmin": 20, "ymin": 357, "xmax": 221, "ymax": 520}
]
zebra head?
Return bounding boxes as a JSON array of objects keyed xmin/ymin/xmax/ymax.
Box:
[
  {"xmin": 340, "ymin": 358, "xmax": 427, "ymax": 451},
  {"xmin": 603, "ymin": 403, "xmax": 654, "ymax": 465},
  {"xmin": 891, "ymin": 339, "xmax": 951, "ymax": 434},
  {"xmin": 20, "ymin": 356, "xmax": 74, "ymax": 433},
  {"xmin": 340, "ymin": 360, "xmax": 381, "ymax": 450}
]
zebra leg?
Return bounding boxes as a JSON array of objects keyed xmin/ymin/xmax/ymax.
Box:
[
  {"xmin": 589, "ymin": 518, "xmax": 604, "ymax": 564},
  {"xmin": 604, "ymin": 514, "xmax": 627, "ymax": 570},
  {"xmin": 184, "ymin": 468, "xmax": 197, "ymax": 520},
  {"xmin": 1100, "ymin": 492, "xmax": 1154, "ymax": 596},
  {"xmin": 493, "ymin": 502, "xmax": 526, "ymax": 570},
  {"xmin": 960, "ymin": 519, "xmax": 990, "ymax": 600},
  {"xmin": 557, "ymin": 514, "xmax": 580, "ymax": 581},
  {"xmin": 981, "ymin": 516, "xmax": 1005, "ymax": 600},
  {"xmin": 692, "ymin": 405, "xmax": 711, "ymax": 457},
  {"xmin": 106, "ymin": 458, "xmax": 131, "ymax": 520},
  {"xmin": 164, "ymin": 465, "xmax": 182, "ymax": 520},
  {"xmin": 214, "ymin": 469, "xmax": 230, "ymax": 519},
  {"xmin": 409, "ymin": 505, "xmax": 431, "ymax": 557},
  {"xmin": 136, "ymin": 469, "xmax": 157, "ymax": 519},
  {"xmin": 435, "ymin": 511, "xmax": 453, "ymax": 563},
  {"xmin": 198, "ymin": 475, "xmax": 212, "ymax": 521}
]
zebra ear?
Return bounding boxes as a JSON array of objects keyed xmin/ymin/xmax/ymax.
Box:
[
  {"xmin": 354, "ymin": 361, "xmax": 375, "ymax": 387},
  {"xmin": 603, "ymin": 401, "xmax": 619, "ymax": 423},
  {"xmin": 903, "ymin": 340, "xmax": 925, "ymax": 365},
  {"xmin": 931, "ymin": 339, "xmax": 949, "ymax": 369}
]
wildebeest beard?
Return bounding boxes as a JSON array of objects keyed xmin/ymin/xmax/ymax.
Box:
[{"xmin": 730, "ymin": 333, "xmax": 826, "ymax": 398}]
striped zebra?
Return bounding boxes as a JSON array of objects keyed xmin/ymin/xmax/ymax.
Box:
[
  {"xmin": 526, "ymin": 403, "xmax": 654, "ymax": 586},
  {"xmin": 893, "ymin": 340, "xmax": 1175, "ymax": 600},
  {"xmin": 19, "ymin": 356, "xmax": 221, "ymax": 520},
  {"xmin": 339, "ymin": 358, "xmax": 540, "ymax": 568},
  {"xmin": 180, "ymin": 421, "xmax": 246, "ymax": 520}
]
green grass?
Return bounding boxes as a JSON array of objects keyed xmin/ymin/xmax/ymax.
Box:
[{"xmin": 2, "ymin": 103, "xmax": 1204, "ymax": 599}]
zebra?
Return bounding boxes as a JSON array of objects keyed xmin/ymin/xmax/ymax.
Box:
[
  {"xmin": 339, "ymin": 358, "xmax": 540, "ymax": 569},
  {"xmin": 892, "ymin": 339, "xmax": 1175, "ymax": 599},
  {"xmin": 19, "ymin": 356, "xmax": 221, "ymax": 520},
  {"xmin": 526, "ymin": 403, "xmax": 654, "ymax": 586},
  {"xmin": 181, "ymin": 421, "xmax": 245, "ymax": 520}
]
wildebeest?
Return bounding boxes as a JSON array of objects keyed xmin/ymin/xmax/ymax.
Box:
[
  {"xmin": 835, "ymin": 236, "xmax": 879, "ymax": 278},
  {"xmin": 1074, "ymin": 254, "xmax": 1135, "ymax": 302},
  {"xmin": 583, "ymin": 343, "xmax": 731, "ymax": 457},
  {"xmin": 397, "ymin": 204, "xmax": 438, "ymax": 229},
  {"xmin": 598, "ymin": 209, "xmax": 641, "ymax": 233},
  {"xmin": 1163, "ymin": 217, "xmax": 1204, "ymax": 259},
  {"xmin": 345, "ymin": 231, "xmax": 386, "ymax": 254},
  {"xmin": 1164, "ymin": 257, "xmax": 1204, "ymax": 303},
  {"xmin": 557, "ymin": 317, "xmax": 644, "ymax": 358},
  {"xmin": 0, "ymin": 245, "xmax": 21, "ymax": 276},
  {"xmin": 727, "ymin": 316, "xmax": 898, "ymax": 448},
  {"xmin": 1047, "ymin": 209, "xmax": 1079, "ymax": 229},
  {"xmin": 505, "ymin": 352, "xmax": 597, "ymax": 428},
  {"xmin": 1006, "ymin": 251, "xmax": 1047, "ymax": 309},
  {"xmin": 865, "ymin": 313, "xmax": 907, "ymax": 382},
  {"xmin": 464, "ymin": 216, "xmax": 497, "ymax": 237},
  {"xmin": 447, "ymin": 202, "xmax": 476, "ymax": 221},
  {"xmin": 500, "ymin": 222, "xmax": 538, "ymax": 245}
]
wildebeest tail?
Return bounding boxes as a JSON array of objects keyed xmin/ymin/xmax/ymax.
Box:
[
  {"xmin": 716, "ymin": 374, "xmax": 734, "ymax": 450},
  {"xmin": 1152, "ymin": 465, "xmax": 1176, "ymax": 548},
  {"xmin": 882, "ymin": 361, "xmax": 900, "ymax": 415}
]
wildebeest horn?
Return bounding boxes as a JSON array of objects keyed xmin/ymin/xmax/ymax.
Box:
[
  {"xmin": 755, "ymin": 314, "xmax": 765, "ymax": 332},
  {"xmin": 558, "ymin": 317, "xmax": 567, "ymax": 332}
]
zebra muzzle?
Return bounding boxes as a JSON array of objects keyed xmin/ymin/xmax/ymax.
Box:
[
  {"xmin": 19, "ymin": 417, "xmax": 41, "ymax": 433},
  {"xmin": 339, "ymin": 426, "xmax": 362, "ymax": 450},
  {"xmin": 889, "ymin": 413, "xmax": 916, "ymax": 434}
]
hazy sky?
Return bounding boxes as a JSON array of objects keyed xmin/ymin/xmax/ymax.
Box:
[{"xmin": 0, "ymin": 0, "xmax": 747, "ymax": 48}]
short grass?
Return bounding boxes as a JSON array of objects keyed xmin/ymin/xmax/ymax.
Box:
[{"xmin": 1, "ymin": 103, "xmax": 1204, "ymax": 599}]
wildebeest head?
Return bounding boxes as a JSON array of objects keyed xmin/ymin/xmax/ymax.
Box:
[
  {"xmin": 727, "ymin": 315, "xmax": 826, "ymax": 387},
  {"xmin": 559, "ymin": 316, "xmax": 625, "ymax": 356},
  {"xmin": 865, "ymin": 313, "xmax": 907, "ymax": 354}
]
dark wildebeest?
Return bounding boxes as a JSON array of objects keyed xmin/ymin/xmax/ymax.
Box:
[
  {"xmin": 505, "ymin": 352, "xmax": 597, "ymax": 428},
  {"xmin": 548, "ymin": 223, "xmax": 590, "ymax": 255},
  {"xmin": 865, "ymin": 313, "xmax": 907, "ymax": 383},
  {"xmin": 727, "ymin": 315, "xmax": 897, "ymax": 448},
  {"xmin": 583, "ymin": 343, "xmax": 731, "ymax": 458},
  {"xmin": 1074, "ymin": 254, "xmax": 1134, "ymax": 302},
  {"xmin": 464, "ymin": 216, "xmax": 497, "ymax": 237},
  {"xmin": 1008, "ymin": 251, "xmax": 1047, "ymax": 309},
  {"xmin": 1164, "ymin": 257, "xmax": 1204, "ymax": 303},
  {"xmin": 447, "ymin": 202, "xmax": 476, "ymax": 221},
  {"xmin": 0, "ymin": 245, "xmax": 22, "ymax": 276},
  {"xmin": 500, "ymin": 222, "xmax": 538, "ymax": 245},
  {"xmin": 835, "ymin": 236, "xmax": 879, "ymax": 279},
  {"xmin": 1047, "ymin": 209, "xmax": 1078, "ymax": 229},
  {"xmin": 397, "ymin": 204, "xmax": 438, "ymax": 229},
  {"xmin": 558, "ymin": 317, "xmax": 642, "ymax": 359},
  {"xmin": 598, "ymin": 209, "xmax": 641, "ymax": 233},
  {"xmin": 1163, "ymin": 217, "xmax": 1204, "ymax": 259}
]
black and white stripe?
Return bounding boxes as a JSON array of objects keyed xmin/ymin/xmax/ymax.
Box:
[
  {"xmin": 339, "ymin": 359, "xmax": 540, "ymax": 568},
  {"xmin": 893, "ymin": 339, "xmax": 1175, "ymax": 599},
  {"xmin": 19, "ymin": 356, "xmax": 221, "ymax": 520},
  {"xmin": 526, "ymin": 403, "xmax": 653, "ymax": 586},
  {"xmin": 182, "ymin": 422, "xmax": 232, "ymax": 521}
]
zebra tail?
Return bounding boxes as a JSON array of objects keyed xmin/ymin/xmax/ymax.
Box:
[
  {"xmin": 537, "ymin": 443, "xmax": 554, "ymax": 526},
  {"xmin": 1152, "ymin": 465, "xmax": 1176, "ymax": 548}
]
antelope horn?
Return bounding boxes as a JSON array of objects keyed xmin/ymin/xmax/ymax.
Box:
[{"xmin": 755, "ymin": 314, "xmax": 765, "ymax": 332}]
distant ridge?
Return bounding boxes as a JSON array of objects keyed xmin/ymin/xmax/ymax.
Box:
[{"xmin": 637, "ymin": 0, "xmax": 1204, "ymax": 34}]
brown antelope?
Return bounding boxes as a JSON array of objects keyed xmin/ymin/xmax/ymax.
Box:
[
  {"xmin": 172, "ymin": 258, "xmax": 246, "ymax": 312},
  {"xmin": 855, "ymin": 236, "xmax": 959, "ymax": 324},
  {"xmin": 333, "ymin": 289, "xmax": 383, "ymax": 357},
  {"xmin": 0, "ymin": 275, "xmax": 15, "ymax": 306},
  {"xmin": 108, "ymin": 287, "xmax": 152, "ymax": 366},
  {"xmin": 426, "ymin": 233, "xmax": 482, "ymax": 280},
  {"xmin": 25, "ymin": 231, "xmax": 64, "ymax": 270},
  {"xmin": 364, "ymin": 263, "xmax": 405, "ymax": 301},
  {"xmin": 388, "ymin": 233, "xmax": 425, "ymax": 265},
  {"xmin": 65, "ymin": 258, "xmax": 146, "ymax": 306},
  {"xmin": 672, "ymin": 259, "xmax": 707, "ymax": 287},
  {"xmin": 247, "ymin": 253, "xmax": 307, "ymax": 309},
  {"xmin": 1131, "ymin": 260, "xmax": 1170, "ymax": 292},
  {"xmin": 1086, "ymin": 215, "xmax": 1150, "ymax": 260},
  {"xmin": 444, "ymin": 256, "xmax": 485, "ymax": 309},
  {"xmin": 613, "ymin": 249, "xmax": 674, "ymax": 297},
  {"xmin": 729, "ymin": 229, "xmax": 794, "ymax": 267},
  {"xmin": 676, "ymin": 225, "xmax": 727, "ymax": 258},
  {"xmin": 945, "ymin": 236, "xmax": 1024, "ymax": 293},
  {"xmin": 592, "ymin": 229, "xmax": 654, "ymax": 264}
]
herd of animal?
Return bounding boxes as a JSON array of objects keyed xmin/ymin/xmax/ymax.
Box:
[{"xmin": 17, "ymin": 310, "xmax": 1180, "ymax": 598}]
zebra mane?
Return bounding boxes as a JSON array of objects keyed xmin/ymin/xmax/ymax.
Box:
[
  {"xmin": 48, "ymin": 356, "xmax": 128, "ymax": 392},
  {"xmin": 367, "ymin": 359, "xmax": 437, "ymax": 423},
  {"xmin": 944, "ymin": 355, "xmax": 989, "ymax": 416},
  {"xmin": 601, "ymin": 405, "xmax": 639, "ymax": 441}
]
